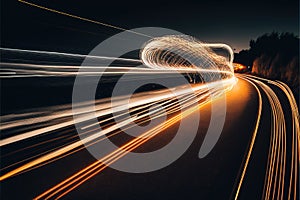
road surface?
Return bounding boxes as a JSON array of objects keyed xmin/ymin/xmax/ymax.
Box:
[{"xmin": 0, "ymin": 75, "xmax": 299, "ymax": 200}]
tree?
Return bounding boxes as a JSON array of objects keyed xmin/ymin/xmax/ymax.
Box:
[{"xmin": 234, "ymin": 32, "xmax": 299, "ymax": 98}]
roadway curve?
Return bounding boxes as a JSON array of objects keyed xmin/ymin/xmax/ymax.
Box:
[{"xmin": 1, "ymin": 75, "xmax": 299, "ymax": 200}]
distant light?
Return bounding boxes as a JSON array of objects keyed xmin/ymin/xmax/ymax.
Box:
[{"xmin": 233, "ymin": 63, "xmax": 247, "ymax": 72}]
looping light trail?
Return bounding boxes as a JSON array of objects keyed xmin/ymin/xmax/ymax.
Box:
[{"xmin": 141, "ymin": 35, "xmax": 234, "ymax": 74}]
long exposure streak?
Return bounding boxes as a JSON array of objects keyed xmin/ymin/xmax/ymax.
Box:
[{"xmin": 0, "ymin": 1, "xmax": 298, "ymax": 200}]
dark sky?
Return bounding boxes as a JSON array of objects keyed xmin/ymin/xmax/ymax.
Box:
[{"xmin": 1, "ymin": 0, "xmax": 299, "ymax": 53}]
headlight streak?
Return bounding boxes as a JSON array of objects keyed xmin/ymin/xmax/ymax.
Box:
[
  {"xmin": 33, "ymin": 96, "xmax": 224, "ymax": 200},
  {"xmin": 0, "ymin": 47, "xmax": 142, "ymax": 63},
  {"xmin": 275, "ymin": 82, "xmax": 299, "ymax": 200},
  {"xmin": 0, "ymin": 38, "xmax": 236, "ymax": 198},
  {"xmin": 2, "ymin": 42, "xmax": 298, "ymax": 200},
  {"xmin": 18, "ymin": 0, "xmax": 153, "ymax": 38},
  {"xmin": 232, "ymin": 76, "xmax": 263, "ymax": 200},
  {"xmin": 1, "ymin": 25, "xmax": 298, "ymax": 200},
  {"xmin": 254, "ymin": 78, "xmax": 286, "ymax": 200},
  {"xmin": 0, "ymin": 77, "xmax": 236, "ymax": 181},
  {"xmin": 0, "ymin": 1, "xmax": 295, "ymax": 199},
  {"xmin": 0, "ymin": 62, "xmax": 233, "ymax": 78},
  {"xmin": 249, "ymin": 76, "xmax": 299, "ymax": 200},
  {"xmin": 4, "ymin": 92, "xmax": 199, "ymax": 173},
  {"xmin": 233, "ymin": 74, "xmax": 299, "ymax": 200},
  {"xmin": 0, "ymin": 77, "xmax": 235, "ymax": 147},
  {"xmin": 1, "ymin": 68, "xmax": 298, "ymax": 199}
]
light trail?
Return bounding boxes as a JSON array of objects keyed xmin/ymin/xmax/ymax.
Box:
[
  {"xmin": 233, "ymin": 76, "xmax": 263, "ymax": 200},
  {"xmin": 0, "ymin": 36, "xmax": 235, "ymax": 144},
  {"xmin": 0, "ymin": 44, "xmax": 234, "ymax": 78},
  {"xmin": 233, "ymin": 74, "xmax": 299, "ymax": 200},
  {"xmin": 0, "ymin": 62, "xmax": 233, "ymax": 78},
  {"xmin": 1, "ymin": 32, "xmax": 297, "ymax": 200},
  {"xmin": 141, "ymin": 35, "xmax": 233, "ymax": 73},
  {"xmin": 0, "ymin": 77, "xmax": 236, "ymax": 181},
  {"xmin": 33, "ymin": 95, "xmax": 220, "ymax": 200},
  {"xmin": 0, "ymin": 35, "xmax": 236, "ymax": 190},
  {"xmin": 4, "ymin": 2, "xmax": 298, "ymax": 197},
  {"xmin": 1, "ymin": 70, "xmax": 298, "ymax": 199},
  {"xmin": 18, "ymin": 0, "xmax": 152, "ymax": 38},
  {"xmin": 0, "ymin": 77, "xmax": 235, "ymax": 147},
  {"xmin": 0, "ymin": 47, "xmax": 142, "ymax": 63}
]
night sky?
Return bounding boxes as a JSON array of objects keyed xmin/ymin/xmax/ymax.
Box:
[{"xmin": 1, "ymin": 0, "xmax": 299, "ymax": 53}]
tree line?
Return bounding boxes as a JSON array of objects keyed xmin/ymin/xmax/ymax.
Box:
[{"xmin": 234, "ymin": 32, "xmax": 299, "ymax": 98}]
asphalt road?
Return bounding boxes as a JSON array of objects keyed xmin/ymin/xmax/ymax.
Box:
[{"xmin": 1, "ymin": 76, "xmax": 299, "ymax": 200}]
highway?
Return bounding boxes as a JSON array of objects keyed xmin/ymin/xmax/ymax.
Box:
[
  {"xmin": 1, "ymin": 74, "xmax": 299, "ymax": 200},
  {"xmin": 1, "ymin": 1, "xmax": 298, "ymax": 199}
]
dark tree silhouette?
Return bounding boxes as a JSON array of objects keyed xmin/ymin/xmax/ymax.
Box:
[{"xmin": 234, "ymin": 32, "xmax": 299, "ymax": 98}]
